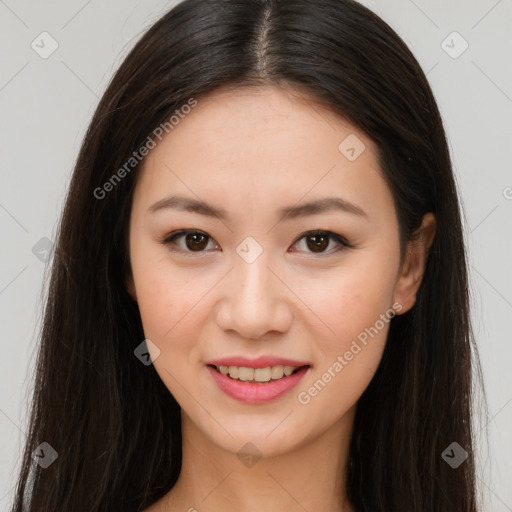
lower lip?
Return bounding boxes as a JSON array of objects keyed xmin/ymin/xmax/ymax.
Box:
[{"xmin": 207, "ymin": 365, "xmax": 310, "ymax": 404}]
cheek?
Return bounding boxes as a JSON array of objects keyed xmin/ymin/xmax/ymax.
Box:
[
  {"xmin": 301, "ymin": 260, "xmax": 397, "ymax": 351},
  {"xmin": 293, "ymin": 255, "xmax": 398, "ymax": 416},
  {"xmin": 133, "ymin": 250, "xmax": 210, "ymax": 340},
  {"xmin": 306, "ymin": 278, "xmax": 394, "ymax": 400},
  {"xmin": 133, "ymin": 264, "xmax": 209, "ymax": 395},
  {"xmin": 132, "ymin": 257, "xmax": 227, "ymax": 388}
]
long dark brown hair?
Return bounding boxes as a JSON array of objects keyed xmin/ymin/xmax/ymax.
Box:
[{"xmin": 11, "ymin": 0, "xmax": 484, "ymax": 510}]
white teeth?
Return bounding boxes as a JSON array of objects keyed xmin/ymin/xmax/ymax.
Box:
[
  {"xmin": 238, "ymin": 367, "xmax": 254, "ymax": 381},
  {"xmin": 254, "ymin": 367, "xmax": 272, "ymax": 382},
  {"xmin": 283, "ymin": 366, "xmax": 295, "ymax": 376},
  {"xmin": 216, "ymin": 364, "xmax": 303, "ymax": 382},
  {"xmin": 271, "ymin": 365, "xmax": 284, "ymax": 379}
]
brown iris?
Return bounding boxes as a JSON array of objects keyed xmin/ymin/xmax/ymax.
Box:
[
  {"xmin": 185, "ymin": 232, "xmax": 209, "ymax": 251},
  {"xmin": 305, "ymin": 233, "xmax": 329, "ymax": 253}
]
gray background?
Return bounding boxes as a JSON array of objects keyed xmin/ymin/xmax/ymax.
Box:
[{"xmin": 0, "ymin": 0, "xmax": 510, "ymax": 510}]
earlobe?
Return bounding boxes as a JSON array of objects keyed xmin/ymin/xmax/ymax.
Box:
[{"xmin": 393, "ymin": 213, "xmax": 436, "ymax": 314}]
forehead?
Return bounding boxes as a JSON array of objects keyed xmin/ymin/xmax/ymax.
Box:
[{"xmin": 132, "ymin": 85, "xmax": 394, "ymax": 225}]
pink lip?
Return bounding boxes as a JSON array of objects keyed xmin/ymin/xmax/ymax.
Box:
[
  {"xmin": 206, "ymin": 355, "xmax": 310, "ymax": 368},
  {"xmin": 206, "ymin": 364, "xmax": 310, "ymax": 404}
]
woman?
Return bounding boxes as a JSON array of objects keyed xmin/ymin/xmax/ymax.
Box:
[{"xmin": 11, "ymin": 0, "xmax": 483, "ymax": 510}]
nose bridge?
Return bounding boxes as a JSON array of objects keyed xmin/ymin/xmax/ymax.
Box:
[
  {"xmin": 233, "ymin": 241, "xmax": 275, "ymax": 310},
  {"xmin": 233, "ymin": 234, "xmax": 273, "ymax": 299},
  {"xmin": 217, "ymin": 241, "xmax": 291, "ymax": 338}
]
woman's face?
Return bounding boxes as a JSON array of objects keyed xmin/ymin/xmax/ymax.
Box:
[{"xmin": 126, "ymin": 85, "xmax": 426, "ymax": 458}]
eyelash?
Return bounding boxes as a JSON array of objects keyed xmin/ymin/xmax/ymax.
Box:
[{"xmin": 160, "ymin": 229, "xmax": 352, "ymax": 257}]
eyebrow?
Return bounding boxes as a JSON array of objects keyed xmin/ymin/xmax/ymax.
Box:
[{"xmin": 147, "ymin": 194, "xmax": 368, "ymax": 220}]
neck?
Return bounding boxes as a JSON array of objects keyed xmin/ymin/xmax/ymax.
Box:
[{"xmin": 164, "ymin": 407, "xmax": 356, "ymax": 512}]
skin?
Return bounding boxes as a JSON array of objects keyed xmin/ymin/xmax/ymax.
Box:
[{"xmin": 126, "ymin": 85, "xmax": 436, "ymax": 512}]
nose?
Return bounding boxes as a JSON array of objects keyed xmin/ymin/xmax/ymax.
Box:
[{"xmin": 215, "ymin": 249, "xmax": 293, "ymax": 340}]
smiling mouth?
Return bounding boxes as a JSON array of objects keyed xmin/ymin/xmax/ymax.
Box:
[{"xmin": 208, "ymin": 364, "xmax": 309, "ymax": 383}]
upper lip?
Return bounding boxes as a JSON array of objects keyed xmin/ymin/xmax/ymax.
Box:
[{"xmin": 206, "ymin": 356, "xmax": 311, "ymax": 369}]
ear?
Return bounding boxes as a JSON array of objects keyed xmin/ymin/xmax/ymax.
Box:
[
  {"xmin": 393, "ymin": 213, "xmax": 436, "ymax": 314},
  {"xmin": 125, "ymin": 272, "xmax": 137, "ymax": 302}
]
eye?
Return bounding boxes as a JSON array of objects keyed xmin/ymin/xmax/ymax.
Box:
[
  {"xmin": 161, "ymin": 230, "xmax": 219, "ymax": 254},
  {"xmin": 291, "ymin": 230, "xmax": 351, "ymax": 255},
  {"xmin": 161, "ymin": 229, "xmax": 351, "ymax": 256}
]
